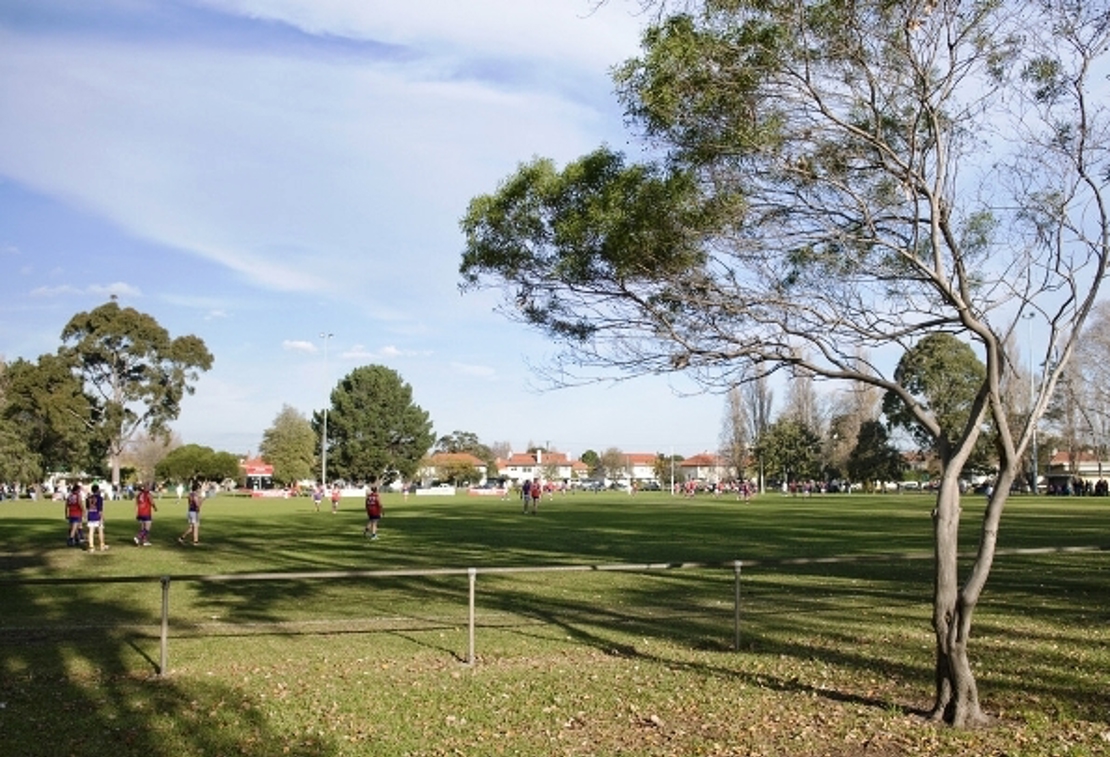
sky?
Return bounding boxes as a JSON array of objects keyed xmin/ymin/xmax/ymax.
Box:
[{"xmin": 0, "ymin": 0, "xmax": 734, "ymax": 461}]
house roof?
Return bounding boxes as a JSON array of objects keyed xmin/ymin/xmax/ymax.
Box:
[
  {"xmin": 240, "ymin": 458, "xmax": 273, "ymax": 476},
  {"xmin": 498, "ymin": 451, "xmax": 572, "ymax": 467},
  {"xmin": 681, "ymin": 452, "xmax": 725, "ymax": 468}
]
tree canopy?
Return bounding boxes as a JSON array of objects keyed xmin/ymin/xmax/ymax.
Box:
[
  {"xmin": 755, "ymin": 418, "xmax": 822, "ymax": 484},
  {"xmin": 460, "ymin": 0, "xmax": 1110, "ymax": 727},
  {"xmin": 321, "ymin": 365, "xmax": 434, "ymax": 485},
  {"xmin": 847, "ymin": 420, "xmax": 907, "ymax": 488},
  {"xmin": 260, "ymin": 405, "xmax": 317, "ymax": 485},
  {"xmin": 61, "ymin": 301, "xmax": 213, "ymax": 486},
  {"xmin": 434, "ymin": 430, "xmax": 497, "ymax": 474},
  {"xmin": 1, "ymin": 354, "xmax": 100, "ymax": 477},
  {"xmin": 154, "ymin": 444, "xmax": 239, "ymax": 484}
]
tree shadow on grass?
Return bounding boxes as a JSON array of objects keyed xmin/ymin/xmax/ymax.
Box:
[
  {"xmin": 7, "ymin": 494, "xmax": 1107, "ymax": 747},
  {"xmin": 0, "ymin": 573, "xmax": 342, "ymax": 757}
]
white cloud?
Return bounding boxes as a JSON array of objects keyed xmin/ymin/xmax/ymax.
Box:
[
  {"xmin": 282, "ymin": 339, "xmax": 318, "ymax": 353},
  {"xmin": 340, "ymin": 344, "xmax": 376, "ymax": 360},
  {"xmin": 379, "ymin": 344, "xmax": 431, "ymax": 358},
  {"xmin": 89, "ymin": 281, "xmax": 142, "ymax": 298},
  {"xmin": 195, "ymin": 0, "xmax": 644, "ymax": 71},
  {"xmin": 29, "ymin": 284, "xmax": 82, "ymax": 297},
  {"xmin": 29, "ymin": 282, "xmax": 140, "ymax": 298},
  {"xmin": 0, "ymin": 27, "xmax": 624, "ymax": 310},
  {"xmin": 451, "ymin": 361, "xmax": 497, "ymax": 379}
]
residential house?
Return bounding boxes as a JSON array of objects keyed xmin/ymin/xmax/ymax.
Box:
[
  {"xmin": 496, "ymin": 450, "xmax": 589, "ymax": 485},
  {"xmin": 1045, "ymin": 449, "xmax": 1110, "ymax": 493},
  {"xmin": 679, "ymin": 452, "xmax": 734, "ymax": 485}
]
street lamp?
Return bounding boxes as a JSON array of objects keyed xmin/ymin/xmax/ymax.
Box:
[
  {"xmin": 1024, "ymin": 313, "xmax": 1038, "ymax": 493},
  {"xmin": 320, "ymin": 332, "xmax": 333, "ymax": 486}
]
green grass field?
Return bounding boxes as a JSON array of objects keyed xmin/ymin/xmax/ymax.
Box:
[{"xmin": 1, "ymin": 490, "xmax": 1107, "ymax": 756}]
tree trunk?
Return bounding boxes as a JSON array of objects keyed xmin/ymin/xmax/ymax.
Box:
[{"xmin": 929, "ymin": 476, "xmax": 989, "ymax": 727}]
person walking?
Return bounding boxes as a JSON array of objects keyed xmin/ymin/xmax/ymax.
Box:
[
  {"xmin": 65, "ymin": 483, "xmax": 84, "ymax": 547},
  {"xmin": 363, "ymin": 483, "xmax": 383, "ymax": 540},
  {"xmin": 85, "ymin": 483, "xmax": 108, "ymax": 552},
  {"xmin": 312, "ymin": 483, "xmax": 324, "ymax": 512},
  {"xmin": 134, "ymin": 483, "xmax": 157, "ymax": 546},
  {"xmin": 178, "ymin": 481, "xmax": 202, "ymax": 545},
  {"xmin": 530, "ymin": 476, "xmax": 542, "ymax": 514}
]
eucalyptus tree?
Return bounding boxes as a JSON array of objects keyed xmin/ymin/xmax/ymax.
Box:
[
  {"xmin": 61, "ymin": 301, "xmax": 213, "ymax": 487},
  {"xmin": 460, "ymin": 0, "xmax": 1110, "ymax": 726}
]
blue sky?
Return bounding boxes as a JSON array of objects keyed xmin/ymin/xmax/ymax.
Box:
[{"xmin": 0, "ymin": 0, "xmax": 731, "ymax": 460}]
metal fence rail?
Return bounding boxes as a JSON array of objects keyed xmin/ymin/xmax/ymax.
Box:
[{"xmin": 3, "ymin": 545, "xmax": 1105, "ymax": 675}]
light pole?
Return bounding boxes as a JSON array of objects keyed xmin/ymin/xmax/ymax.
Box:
[
  {"xmin": 1025, "ymin": 313, "xmax": 1038, "ymax": 493},
  {"xmin": 320, "ymin": 332, "xmax": 333, "ymax": 486}
]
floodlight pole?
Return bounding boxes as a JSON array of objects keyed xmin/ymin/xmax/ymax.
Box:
[{"xmin": 321, "ymin": 332, "xmax": 333, "ymax": 486}]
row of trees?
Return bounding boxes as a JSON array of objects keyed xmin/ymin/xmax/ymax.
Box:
[
  {"xmin": 257, "ymin": 365, "xmax": 435, "ymax": 487},
  {"xmin": 0, "ymin": 299, "xmax": 438, "ymax": 492},
  {"xmin": 720, "ymin": 303, "xmax": 1110, "ymax": 491},
  {"xmin": 0, "ymin": 300, "xmax": 213, "ymax": 488}
]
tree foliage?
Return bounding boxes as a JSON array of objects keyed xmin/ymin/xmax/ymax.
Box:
[
  {"xmin": 433, "ymin": 459, "xmax": 481, "ymax": 486},
  {"xmin": 755, "ymin": 418, "xmax": 822, "ymax": 484},
  {"xmin": 459, "ymin": 0, "xmax": 1110, "ymax": 726},
  {"xmin": 0, "ymin": 417, "xmax": 42, "ymax": 484},
  {"xmin": 847, "ymin": 420, "xmax": 907, "ymax": 488},
  {"xmin": 260, "ymin": 405, "xmax": 317, "ymax": 485},
  {"xmin": 60, "ymin": 301, "xmax": 213, "ymax": 486},
  {"xmin": 321, "ymin": 365, "xmax": 434, "ymax": 485},
  {"xmin": 1, "ymin": 354, "xmax": 100, "ymax": 476},
  {"xmin": 579, "ymin": 449, "xmax": 602, "ymax": 477},
  {"xmin": 883, "ymin": 334, "xmax": 986, "ymax": 453},
  {"xmin": 434, "ymin": 430, "xmax": 497, "ymax": 473},
  {"xmin": 154, "ymin": 444, "xmax": 239, "ymax": 484}
]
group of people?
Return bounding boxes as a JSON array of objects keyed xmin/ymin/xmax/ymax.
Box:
[
  {"xmin": 313, "ymin": 481, "xmax": 384, "ymax": 540},
  {"xmin": 520, "ymin": 477, "xmax": 543, "ymax": 514},
  {"xmin": 63, "ymin": 480, "xmax": 203, "ymax": 551},
  {"xmin": 64, "ymin": 478, "xmax": 388, "ymax": 549},
  {"xmin": 312, "ymin": 483, "xmax": 343, "ymax": 514}
]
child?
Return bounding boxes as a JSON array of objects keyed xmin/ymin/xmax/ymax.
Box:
[
  {"xmin": 178, "ymin": 481, "xmax": 202, "ymax": 545},
  {"xmin": 85, "ymin": 483, "xmax": 108, "ymax": 552},
  {"xmin": 65, "ymin": 483, "xmax": 84, "ymax": 547},
  {"xmin": 134, "ymin": 483, "xmax": 157, "ymax": 546},
  {"xmin": 363, "ymin": 484, "xmax": 383, "ymax": 540}
]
